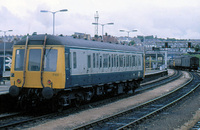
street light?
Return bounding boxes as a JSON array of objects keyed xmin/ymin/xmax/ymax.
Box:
[
  {"xmin": 0, "ymin": 30, "xmax": 13, "ymax": 72},
  {"xmin": 40, "ymin": 9, "xmax": 68, "ymax": 35},
  {"xmin": 92, "ymin": 22, "xmax": 114, "ymax": 41},
  {"xmin": 119, "ymin": 29, "xmax": 137, "ymax": 37}
]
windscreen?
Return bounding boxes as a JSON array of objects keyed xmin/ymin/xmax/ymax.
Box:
[
  {"xmin": 14, "ymin": 48, "xmax": 57, "ymax": 72},
  {"xmin": 14, "ymin": 49, "xmax": 25, "ymax": 71},
  {"xmin": 44, "ymin": 49, "xmax": 58, "ymax": 72},
  {"xmin": 28, "ymin": 49, "xmax": 42, "ymax": 71}
]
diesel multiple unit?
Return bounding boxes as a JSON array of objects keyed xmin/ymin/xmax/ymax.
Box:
[
  {"xmin": 9, "ymin": 34, "xmax": 145, "ymax": 109},
  {"xmin": 169, "ymin": 55, "xmax": 199, "ymax": 71}
]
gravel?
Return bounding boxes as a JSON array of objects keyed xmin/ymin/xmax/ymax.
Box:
[
  {"xmin": 134, "ymin": 80, "xmax": 200, "ymax": 130},
  {"xmin": 28, "ymin": 70, "xmax": 199, "ymax": 130}
]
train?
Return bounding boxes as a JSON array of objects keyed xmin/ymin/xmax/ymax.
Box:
[
  {"xmin": 9, "ymin": 34, "xmax": 145, "ymax": 110},
  {"xmin": 169, "ymin": 55, "xmax": 199, "ymax": 71}
]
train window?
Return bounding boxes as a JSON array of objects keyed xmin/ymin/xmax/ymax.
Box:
[
  {"xmin": 88, "ymin": 55, "xmax": 91, "ymax": 68},
  {"xmin": 103, "ymin": 54, "xmax": 108, "ymax": 68},
  {"xmin": 96, "ymin": 53, "xmax": 99, "ymax": 68},
  {"xmin": 135, "ymin": 56, "xmax": 138, "ymax": 66},
  {"xmin": 132, "ymin": 55, "xmax": 135, "ymax": 67},
  {"xmin": 73, "ymin": 52, "xmax": 77, "ymax": 69},
  {"xmin": 126, "ymin": 55, "xmax": 129, "ymax": 67},
  {"xmin": 28, "ymin": 49, "xmax": 41, "ymax": 71},
  {"xmin": 109, "ymin": 55, "xmax": 111, "ymax": 68},
  {"xmin": 44, "ymin": 49, "xmax": 58, "ymax": 71},
  {"xmin": 117, "ymin": 55, "xmax": 119, "ymax": 67},
  {"xmin": 65, "ymin": 53, "xmax": 69, "ymax": 69},
  {"xmin": 123, "ymin": 56, "xmax": 125, "ymax": 67},
  {"xmin": 138, "ymin": 56, "xmax": 141, "ymax": 66},
  {"xmin": 114, "ymin": 54, "xmax": 116, "ymax": 67},
  {"xmin": 93, "ymin": 53, "xmax": 95, "ymax": 68},
  {"xmin": 100, "ymin": 56, "xmax": 102, "ymax": 68},
  {"xmin": 14, "ymin": 49, "xmax": 25, "ymax": 71},
  {"xmin": 111, "ymin": 54, "xmax": 114, "ymax": 67},
  {"xmin": 119, "ymin": 55, "xmax": 123, "ymax": 67}
]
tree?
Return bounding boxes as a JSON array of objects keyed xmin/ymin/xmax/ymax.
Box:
[
  {"xmin": 194, "ymin": 44, "xmax": 200, "ymax": 52},
  {"xmin": 129, "ymin": 40, "xmax": 136, "ymax": 46}
]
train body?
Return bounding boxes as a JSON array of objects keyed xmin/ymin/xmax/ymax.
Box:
[
  {"xmin": 169, "ymin": 55, "xmax": 199, "ymax": 71},
  {"xmin": 9, "ymin": 35, "xmax": 144, "ymax": 109}
]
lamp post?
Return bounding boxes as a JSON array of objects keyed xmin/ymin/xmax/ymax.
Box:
[
  {"xmin": 40, "ymin": 9, "xmax": 68, "ymax": 35},
  {"xmin": 92, "ymin": 22, "xmax": 114, "ymax": 41},
  {"xmin": 0, "ymin": 30, "xmax": 13, "ymax": 72},
  {"xmin": 119, "ymin": 29, "xmax": 137, "ymax": 37}
]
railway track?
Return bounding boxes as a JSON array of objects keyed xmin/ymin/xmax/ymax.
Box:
[
  {"xmin": 0, "ymin": 70, "xmax": 182, "ymax": 129},
  {"xmin": 0, "ymin": 111, "xmax": 53, "ymax": 129},
  {"xmin": 138, "ymin": 69, "xmax": 181, "ymax": 93},
  {"xmin": 73, "ymin": 72, "xmax": 199, "ymax": 130}
]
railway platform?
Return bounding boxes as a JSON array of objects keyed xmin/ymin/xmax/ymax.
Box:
[
  {"xmin": 0, "ymin": 69, "xmax": 168, "ymax": 96},
  {"xmin": 0, "ymin": 81, "xmax": 10, "ymax": 95}
]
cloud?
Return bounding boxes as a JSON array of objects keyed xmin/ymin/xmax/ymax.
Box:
[{"xmin": 0, "ymin": 0, "xmax": 200, "ymax": 39}]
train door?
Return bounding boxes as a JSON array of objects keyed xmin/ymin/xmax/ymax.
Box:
[
  {"xmin": 25, "ymin": 48, "xmax": 43, "ymax": 88},
  {"xmin": 87, "ymin": 52, "xmax": 92, "ymax": 74},
  {"xmin": 65, "ymin": 52, "xmax": 71, "ymax": 86}
]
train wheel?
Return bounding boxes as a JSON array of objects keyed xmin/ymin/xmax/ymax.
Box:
[
  {"xmin": 74, "ymin": 95, "xmax": 82, "ymax": 108},
  {"xmin": 132, "ymin": 88, "xmax": 136, "ymax": 93},
  {"xmin": 18, "ymin": 95, "xmax": 28, "ymax": 110},
  {"xmin": 49, "ymin": 98, "xmax": 64, "ymax": 112},
  {"xmin": 57, "ymin": 105, "xmax": 63, "ymax": 112}
]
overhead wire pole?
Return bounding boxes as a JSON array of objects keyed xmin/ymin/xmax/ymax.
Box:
[
  {"xmin": 40, "ymin": 9, "xmax": 68, "ymax": 35},
  {"xmin": 0, "ymin": 30, "xmax": 13, "ymax": 72}
]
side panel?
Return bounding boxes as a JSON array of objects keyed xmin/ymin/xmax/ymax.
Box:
[{"xmin": 66, "ymin": 47, "xmax": 143, "ymax": 88}]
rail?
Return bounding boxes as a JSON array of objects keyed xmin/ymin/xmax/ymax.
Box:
[{"xmin": 73, "ymin": 72, "xmax": 199, "ymax": 130}]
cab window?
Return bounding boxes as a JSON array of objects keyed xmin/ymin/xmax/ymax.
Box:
[
  {"xmin": 14, "ymin": 49, "xmax": 25, "ymax": 71},
  {"xmin": 28, "ymin": 49, "xmax": 41, "ymax": 71},
  {"xmin": 44, "ymin": 49, "xmax": 58, "ymax": 71}
]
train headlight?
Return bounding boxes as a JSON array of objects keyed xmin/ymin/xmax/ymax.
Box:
[
  {"xmin": 17, "ymin": 79, "xmax": 21, "ymax": 84},
  {"xmin": 47, "ymin": 80, "xmax": 52, "ymax": 85}
]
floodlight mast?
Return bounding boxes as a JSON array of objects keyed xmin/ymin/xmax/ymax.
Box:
[
  {"xmin": 40, "ymin": 9, "xmax": 68, "ymax": 35},
  {"xmin": 119, "ymin": 29, "xmax": 137, "ymax": 37},
  {"xmin": 92, "ymin": 22, "xmax": 114, "ymax": 41}
]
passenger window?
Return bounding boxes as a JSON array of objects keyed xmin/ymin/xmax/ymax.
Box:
[
  {"xmin": 65, "ymin": 53, "xmax": 69, "ymax": 69},
  {"xmin": 100, "ymin": 56, "xmax": 102, "ymax": 68},
  {"xmin": 132, "ymin": 55, "xmax": 135, "ymax": 66},
  {"xmin": 93, "ymin": 53, "xmax": 95, "ymax": 68},
  {"xmin": 88, "ymin": 55, "xmax": 91, "ymax": 68},
  {"xmin": 109, "ymin": 55, "xmax": 111, "ymax": 68},
  {"xmin": 73, "ymin": 52, "xmax": 77, "ymax": 69},
  {"xmin": 96, "ymin": 53, "xmax": 99, "ymax": 68},
  {"xmin": 103, "ymin": 54, "xmax": 108, "ymax": 68},
  {"xmin": 117, "ymin": 55, "xmax": 119, "ymax": 67},
  {"xmin": 28, "ymin": 49, "xmax": 41, "ymax": 71},
  {"xmin": 119, "ymin": 55, "xmax": 123, "ymax": 67},
  {"xmin": 138, "ymin": 56, "xmax": 141, "ymax": 66},
  {"xmin": 111, "ymin": 54, "xmax": 114, "ymax": 67}
]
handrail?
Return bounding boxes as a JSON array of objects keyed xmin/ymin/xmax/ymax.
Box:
[
  {"xmin": 40, "ymin": 35, "xmax": 47, "ymax": 88},
  {"xmin": 21, "ymin": 35, "xmax": 29, "ymax": 88}
]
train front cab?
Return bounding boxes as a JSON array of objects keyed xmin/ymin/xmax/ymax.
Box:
[{"xmin": 9, "ymin": 44, "xmax": 66, "ymax": 100}]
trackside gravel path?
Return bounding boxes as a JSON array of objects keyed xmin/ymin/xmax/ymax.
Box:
[{"xmin": 29, "ymin": 70, "xmax": 192, "ymax": 130}]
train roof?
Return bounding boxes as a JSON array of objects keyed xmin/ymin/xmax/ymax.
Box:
[
  {"xmin": 170, "ymin": 55, "xmax": 199, "ymax": 59},
  {"xmin": 15, "ymin": 34, "xmax": 142, "ymax": 53}
]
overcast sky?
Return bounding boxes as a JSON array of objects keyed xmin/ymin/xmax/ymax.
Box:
[{"xmin": 0, "ymin": 0, "xmax": 200, "ymax": 39}]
